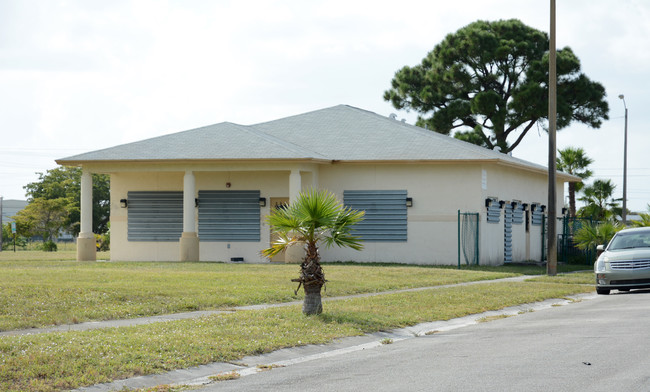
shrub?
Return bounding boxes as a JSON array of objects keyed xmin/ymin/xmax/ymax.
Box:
[
  {"xmin": 95, "ymin": 233, "xmax": 110, "ymax": 251},
  {"xmin": 40, "ymin": 240, "xmax": 58, "ymax": 252}
]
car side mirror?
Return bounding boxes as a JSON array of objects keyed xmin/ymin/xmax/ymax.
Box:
[{"xmin": 596, "ymin": 245, "xmax": 605, "ymax": 251}]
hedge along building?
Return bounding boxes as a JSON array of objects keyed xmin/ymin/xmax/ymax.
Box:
[{"xmin": 57, "ymin": 105, "xmax": 579, "ymax": 265}]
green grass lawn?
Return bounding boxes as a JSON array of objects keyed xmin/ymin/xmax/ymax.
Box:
[
  {"xmin": 0, "ymin": 281, "xmax": 592, "ymax": 392},
  {"xmin": 525, "ymin": 271, "xmax": 594, "ymax": 285},
  {"xmin": 0, "ymin": 254, "xmax": 517, "ymax": 331},
  {"xmin": 0, "ymin": 251, "xmax": 597, "ymax": 392},
  {"xmin": 0, "ymin": 249, "xmax": 110, "ymax": 262}
]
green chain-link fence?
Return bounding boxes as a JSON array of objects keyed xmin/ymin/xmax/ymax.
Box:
[
  {"xmin": 457, "ymin": 211, "xmax": 479, "ymax": 268},
  {"xmin": 544, "ymin": 216, "xmax": 597, "ymax": 265},
  {"xmin": 558, "ymin": 216, "xmax": 597, "ymax": 265}
]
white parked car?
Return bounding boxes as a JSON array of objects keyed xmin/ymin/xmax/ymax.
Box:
[{"xmin": 594, "ymin": 227, "xmax": 650, "ymax": 295}]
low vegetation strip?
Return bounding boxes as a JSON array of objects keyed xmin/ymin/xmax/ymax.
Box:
[
  {"xmin": 0, "ymin": 281, "xmax": 592, "ymax": 392},
  {"xmin": 524, "ymin": 272, "xmax": 594, "ymax": 285},
  {"xmin": 0, "ymin": 260, "xmax": 514, "ymax": 331}
]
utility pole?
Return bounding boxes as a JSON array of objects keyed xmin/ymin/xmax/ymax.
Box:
[
  {"xmin": 547, "ymin": 0, "xmax": 558, "ymax": 276},
  {"xmin": 619, "ymin": 94, "xmax": 628, "ymax": 225}
]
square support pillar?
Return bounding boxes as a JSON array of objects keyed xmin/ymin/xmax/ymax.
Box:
[
  {"xmin": 289, "ymin": 169, "xmax": 302, "ymax": 204},
  {"xmin": 77, "ymin": 233, "xmax": 97, "ymax": 262},
  {"xmin": 286, "ymin": 169, "xmax": 303, "ymax": 263},
  {"xmin": 180, "ymin": 171, "xmax": 199, "ymax": 261},
  {"xmin": 77, "ymin": 170, "xmax": 96, "ymax": 261},
  {"xmin": 180, "ymin": 232, "xmax": 200, "ymax": 262}
]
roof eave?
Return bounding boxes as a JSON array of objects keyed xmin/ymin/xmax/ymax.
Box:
[
  {"xmin": 55, "ymin": 157, "xmax": 333, "ymax": 167},
  {"xmin": 327, "ymin": 158, "xmax": 580, "ymax": 182},
  {"xmin": 492, "ymin": 159, "xmax": 581, "ymax": 182}
]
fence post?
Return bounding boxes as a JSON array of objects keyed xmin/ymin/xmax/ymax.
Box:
[
  {"xmin": 475, "ymin": 212, "xmax": 480, "ymax": 265},
  {"xmin": 541, "ymin": 214, "xmax": 546, "ymax": 262}
]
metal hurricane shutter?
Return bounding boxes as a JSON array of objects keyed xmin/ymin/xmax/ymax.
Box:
[
  {"xmin": 487, "ymin": 201, "xmax": 501, "ymax": 223},
  {"xmin": 513, "ymin": 204, "xmax": 524, "ymax": 224},
  {"xmin": 532, "ymin": 204, "xmax": 543, "ymax": 226},
  {"xmin": 198, "ymin": 190, "xmax": 261, "ymax": 241},
  {"xmin": 127, "ymin": 191, "xmax": 183, "ymax": 241},
  {"xmin": 343, "ymin": 190, "xmax": 407, "ymax": 242},
  {"xmin": 504, "ymin": 204, "xmax": 513, "ymax": 263}
]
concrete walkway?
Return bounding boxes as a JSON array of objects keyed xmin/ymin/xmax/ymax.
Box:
[{"xmin": 0, "ymin": 275, "xmax": 531, "ymax": 337}]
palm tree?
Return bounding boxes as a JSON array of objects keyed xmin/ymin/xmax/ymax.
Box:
[
  {"xmin": 578, "ymin": 179, "xmax": 621, "ymax": 221},
  {"xmin": 573, "ymin": 220, "xmax": 623, "ymax": 250},
  {"xmin": 631, "ymin": 204, "xmax": 650, "ymax": 228},
  {"xmin": 557, "ymin": 147, "xmax": 593, "ymax": 217},
  {"xmin": 262, "ymin": 189, "xmax": 365, "ymax": 315}
]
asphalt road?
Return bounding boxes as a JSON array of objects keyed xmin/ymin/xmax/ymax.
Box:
[{"xmin": 196, "ymin": 290, "xmax": 650, "ymax": 392}]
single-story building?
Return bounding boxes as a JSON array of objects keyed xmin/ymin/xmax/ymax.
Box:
[{"xmin": 57, "ymin": 105, "xmax": 578, "ymax": 265}]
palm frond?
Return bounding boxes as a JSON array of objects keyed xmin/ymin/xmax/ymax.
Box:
[
  {"xmin": 631, "ymin": 205, "xmax": 650, "ymax": 228},
  {"xmin": 324, "ymin": 207, "xmax": 365, "ymax": 250},
  {"xmin": 261, "ymin": 189, "xmax": 365, "ymax": 259},
  {"xmin": 574, "ymin": 220, "xmax": 622, "ymax": 250},
  {"xmin": 261, "ymin": 231, "xmax": 304, "ymax": 258}
]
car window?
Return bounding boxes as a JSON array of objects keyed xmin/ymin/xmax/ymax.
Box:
[{"xmin": 608, "ymin": 231, "xmax": 650, "ymax": 250}]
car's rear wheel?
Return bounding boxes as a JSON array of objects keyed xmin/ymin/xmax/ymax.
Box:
[{"xmin": 596, "ymin": 287, "xmax": 610, "ymax": 295}]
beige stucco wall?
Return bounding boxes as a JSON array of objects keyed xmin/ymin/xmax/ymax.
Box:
[
  {"xmin": 111, "ymin": 171, "xmax": 184, "ymax": 262},
  {"xmin": 478, "ymin": 163, "xmax": 565, "ymax": 265},
  {"xmin": 316, "ymin": 163, "xmax": 481, "ymax": 264},
  {"xmin": 106, "ymin": 160, "xmax": 566, "ymax": 265}
]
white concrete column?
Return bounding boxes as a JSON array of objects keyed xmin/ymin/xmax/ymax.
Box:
[
  {"xmin": 183, "ymin": 171, "xmax": 196, "ymax": 232},
  {"xmin": 180, "ymin": 170, "xmax": 199, "ymax": 261},
  {"xmin": 77, "ymin": 169, "xmax": 96, "ymax": 261},
  {"xmin": 289, "ymin": 169, "xmax": 301, "ymax": 203},
  {"xmin": 80, "ymin": 170, "xmax": 93, "ymax": 236},
  {"xmin": 286, "ymin": 169, "xmax": 303, "ymax": 263}
]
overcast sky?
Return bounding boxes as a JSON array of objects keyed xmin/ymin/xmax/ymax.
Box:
[{"xmin": 1, "ymin": 0, "xmax": 648, "ymax": 212}]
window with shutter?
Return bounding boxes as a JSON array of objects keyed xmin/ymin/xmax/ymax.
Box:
[
  {"xmin": 127, "ymin": 191, "xmax": 183, "ymax": 241},
  {"xmin": 343, "ymin": 190, "xmax": 407, "ymax": 242},
  {"xmin": 198, "ymin": 190, "xmax": 261, "ymax": 241}
]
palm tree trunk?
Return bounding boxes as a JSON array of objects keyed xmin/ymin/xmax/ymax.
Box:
[
  {"xmin": 302, "ymin": 281, "xmax": 323, "ymax": 315},
  {"xmin": 300, "ymin": 242, "xmax": 325, "ymax": 315}
]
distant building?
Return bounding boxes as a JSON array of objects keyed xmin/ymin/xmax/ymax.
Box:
[
  {"xmin": 0, "ymin": 199, "xmax": 27, "ymax": 224},
  {"xmin": 0, "ymin": 199, "xmax": 74, "ymax": 242}
]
